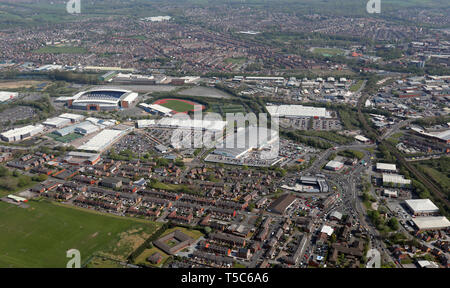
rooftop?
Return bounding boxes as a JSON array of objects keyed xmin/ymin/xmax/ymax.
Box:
[
  {"xmin": 412, "ymin": 216, "xmax": 450, "ymax": 230},
  {"xmin": 405, "ymin": 199, "xmax": 439, "ymax": 213},
  {"xmin": 376, "ymin": 163, "xmax": 397, "ymax": 171}
]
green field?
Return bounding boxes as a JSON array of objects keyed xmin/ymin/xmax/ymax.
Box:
[
  {"xmin": 349, "ymin": 80, "xmax": 364, "ymax": 92},
  {"xmin": 156, "ymin": 99, "xmax": 200, "ymax": 113},
  {"xmin": 312, "ymin": 47, "xmax": 345, "ymax": 57},
  {"xmin": 211, "ymin": 103, "xmax": 246, "ymax": 115},
  {"xmin": 34, "ymin": 46, "xmax": 88, "ymax": 54},
  {"xmin": 0, "ymin": 200, "xmax": 160, "ymax": 268}
]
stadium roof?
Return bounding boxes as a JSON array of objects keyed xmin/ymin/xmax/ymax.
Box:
[
  {"xmin": 405, "ymin": 199, "xmax": 439, "ymax": 213},
  {"xmin": 376, "ymin": 163, "xmax": 397, "ymax": 171},
  {"xmin": 122, "ymin": 92, "xmax": 138, "ymax": 103},
  {"xmin": 412, "ymin": 216, "xmax": 450, "ymax": 230},
  {"xmin": 139, "ymin": 103, "xmax": 173, "ymax": 115},
  {"xmin": 71, "ymin": 88, "xmax": 136, "ymax": 106},
  {"xmin": 266, "ymin": 105, "xmax": 330, "ymax": 118}
]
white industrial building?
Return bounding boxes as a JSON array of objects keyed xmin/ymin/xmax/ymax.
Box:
[
  {"xmin": 412, "ymin": 216, "xmax": 450, "ymax": 231},
  {"xmin": 376, "ymin": 163, "xmax": 397, "ymax": 172},
  {"xmin": 78, "ymin": 129, "xmax": 125, "ymax": 152},
  {"xmin": 53, "ymin": 121, "xmax": 100, "ymax": 137},
  {"xmin": 137, "ymin": 119, "xmax": 156, "ymax": 129},
  {"xmin": 266, "ymin": 105, "xmax": 330, "ymax": 118},
  {"xmin": 58, "ymin": 113, "xmax": 85, "ymax": 123},
  {"xmin": 0, "ymin": 91, "xmax": 19, "ymax": 102},
  {"xmin": 411, "ymin": 126, "xmax": 450, "ymax": 144},
  {"xmin": 74, "ymin": 122, "xmax": 101, "ymax": 135},
  {"xmin": 137, "ymin": 117, "xmax": 226, "ymax": 131},
  {"xmin": 355, "ymin": 135, "xmax": 370, "ymax": 143},
  {"xmin": 325, "ymin": 160, "xmax": 344, "ymax": 171},
  {"xmin": 213, "ymin": 126, "xmax": 279, "ymax": 159},
  {"xmin": 320, "ymin": 225, "xmax": 334, "ymax": 236},
  {"xmin": 0, "ymin": 124, "xmax": 44, "ymax": 142},
  {"xmin": 330, "ymin": 211, "xmax": 343, "ymax": 221},
  {"xmin": 382, "ymin": 173, "xmax": 411, "ymax": 187},
  {"xmin": 43, "ymin": 117, "xmax": 71, "ymax": 128},
  {"xmin": 405, "ymin": 199, "xmax": 440, "ymax": 216},
  {"xmin": 416, "ymin": 260, "xmax": 440, "ymax": 268},
  {"xmin": 383, "ymin": 189, "xmax": 398, "ymax": 198},
  {"xmin": 86, "ymin": 117, "xmax": 116, "ymax": 128}
]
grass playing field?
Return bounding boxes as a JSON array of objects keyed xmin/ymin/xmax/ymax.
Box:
[
  {"xmin": 0, "ymin": 200, "xmax": 160, "ymax": 268},
  {"xmin": 312, "ymin": 47, "xmax": 345, "ymax": 57},
  {"xmin": 154, "ymin": 99, "xmax": 204, "ymax": 113}
]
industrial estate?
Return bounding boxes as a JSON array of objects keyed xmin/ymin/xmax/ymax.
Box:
[{"xmin": 0, "ymin": 0, "xmax": 449, "ymax": 271}]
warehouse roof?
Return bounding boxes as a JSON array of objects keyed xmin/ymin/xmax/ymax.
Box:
[
  {"xmin": 412, "ymin": 216, "xmax": 450, "ymax": 230},
  {"xmin": 78, "ymin": 129, "xmax": 124, "ymax": 152},
  {"xmin": 268, "ymin": 193, "xmax": 297, "ymax": 214},
  {"xmin": 320, "ymin": 225, "xmax": 334, "ymax": 236},
  {"xmin": 325, "ymin": 160, "xmax": 344, "ymax": 169},
  {"xmin": 0, "ymin": 91, "xmax": 18, "ymax": 102},
  {"xmin": 59, "ymin": 113, "xmax": 85, "ymax": 122},
  {"xmin": 1, "ymin": 124, "xmax": 44, "ymax": 138},
  {"xmin": 382, "ymin": 174, "xmax": 411, "ymax": 185},
  {"xmin": 266, "ymin": 105, "xmax": 330, "ymax": 118},
  {"xmin": 355, "ymin": 135, "xmax": 370, "ymax": 142},
  {"xmin": 330, "ymin": 211, "xmax": 343, "ymax": 220},
  {"xmin": 376, "ymin": 163, "xmax": 397, "ymax": 171},
  {"xmin": 214, "ymin": 126, "xmax": 279, "ymax": 159},
  {"xmin": 405, "ymin": 199, "xmax": 439, "ymax": 213},
  {"xmin": 43, "ymin": 117, "xmax": 71, "ymax": 127},
  {"xmin": 137, "ymin": 117, "xmax": 227, "ymax": 131}
]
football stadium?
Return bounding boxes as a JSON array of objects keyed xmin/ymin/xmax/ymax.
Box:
[{"xmin": 62, "ymin": 88, "xmax": 139, "ymax": 111}]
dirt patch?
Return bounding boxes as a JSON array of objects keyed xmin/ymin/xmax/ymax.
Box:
[
  {"xmin": 100, "ymin": 229, "xmax": 150, "ymax": 261},
  {"xmin": 0, "ymin": 80, "xmax": 46, "ymax": 89}
]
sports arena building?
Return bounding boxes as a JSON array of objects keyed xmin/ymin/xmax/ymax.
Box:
[{"xmin": 63, "ymin": 88, "xmax": 138, "ymax": 111}]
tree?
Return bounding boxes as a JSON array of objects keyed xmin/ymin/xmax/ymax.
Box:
[
  {"xmin": 387, "ymin": 217, "xmax": 399, "ymax": 231},
  {"xmin": 0, "ymin": 165, "xmax": 10, "ymax": 177},
  {"xmin": 247, "ymin": 203, "xmax": 255, "ymax": 212},
  {"xmin": 330, "ymin": 233, "xmax": 337, "ymax": 243}
]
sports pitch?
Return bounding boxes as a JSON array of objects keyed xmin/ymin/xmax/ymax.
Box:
[
  {"xmin": 0, "ymin": 200, "xmax": 160, "ymax": 268},
  {"xmin": 154, "ymin": 98, "xmax": 205, "ymax": 113}
]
